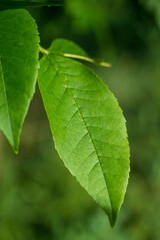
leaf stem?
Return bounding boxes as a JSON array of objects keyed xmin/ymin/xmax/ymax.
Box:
[
  {"xmin": 39, "ymin": 45, "xmax": 49, "ymax": 55},
  {"xmin": 60, "ymin": 53, "xmax": 111, "ymax": 68},
  {"xmin": 39, "ymin": 45, "xmax": 111, "ymax": 68}
]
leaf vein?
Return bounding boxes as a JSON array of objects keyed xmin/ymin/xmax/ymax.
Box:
[{"xmin": 47, "ymin": 55, "xmax": 114, "ymax": 221}]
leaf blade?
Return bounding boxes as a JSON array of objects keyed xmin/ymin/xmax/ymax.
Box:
[
  {"xmin": 48, "ymin": 38, "xmax": 88, "ymax": 56},
  {"xmin": 0, "ymin": 9, "xmax": 39, "ymax": 152},
  {"xmin": 38, "ymin": 40, "xmax": 130, "ymax": 226}
]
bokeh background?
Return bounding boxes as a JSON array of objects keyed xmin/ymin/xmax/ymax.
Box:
[{"xmin": 0, "ymin": 0, "xmax": 160, "ymax": 239}]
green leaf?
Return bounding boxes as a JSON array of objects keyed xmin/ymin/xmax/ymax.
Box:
[
  {"xmin": 0, "ymin": 9, "xmax": 39, "ymax": 153},
  {"xmin": 0, "ymin": 0, "xmax": 64, "ymax": 11},
  {"xmin": 47, "ymin": 38, "xmax": 88, "ymax": 56},
  {"xmin": 38, "ymin": 39, "xmax": 130, "ymax": 227}
]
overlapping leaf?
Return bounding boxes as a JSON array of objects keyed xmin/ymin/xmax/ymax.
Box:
[
  {"xmin": 38, "ymin": 39, "xmax": 130, "ymax": 226},
  {"xmin": 0, "ymin": 0, "xmax": 64, "ymax": 11},
  {"xmin": 0, "ymin": 9, "xmax": 39, "ymax": 152}
]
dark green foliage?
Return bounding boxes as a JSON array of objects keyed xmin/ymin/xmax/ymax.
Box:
[
  {"xmin": 141, "ymin": 0, "xmax": 160, "ymax": 27},
  {"xmin": 0, "ymin": 0, "xmax": 64, "ymax": 10}
]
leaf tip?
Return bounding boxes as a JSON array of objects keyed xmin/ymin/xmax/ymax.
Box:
[
  {"xmin": 110, "ymin": 217, "xmax": 116, "ymax": 228},
  {"xmin": 13, "ymin": 148, "xmax": 19, "ymax": 155},
  {"xmin": 106, "ymin": 212, "xmax": 117, "ymax": 228},
  {"xmin": 11, "ymin": 143, "xmax": 19, "ymax": 155}
]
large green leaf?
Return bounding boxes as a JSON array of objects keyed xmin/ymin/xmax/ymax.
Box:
[
  {"xmin": 38, "ymin": 39, "xmax": 130, "ymax": 227},
  {"xmin": 0, "ymin": 0, "xmax": 64, "ymax": 10},
  {"xmin": 0, "ymin": 9, "xmax": 39, "ymax": 152}
]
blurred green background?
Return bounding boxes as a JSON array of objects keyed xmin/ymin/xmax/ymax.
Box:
[{"xmin": 0, "ymin": 0, "xmax": 160, "ymax": 239}]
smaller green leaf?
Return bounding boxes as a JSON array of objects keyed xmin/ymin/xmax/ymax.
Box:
[
  {"xmin": 0, "ymin": 0, "xmax": 64, "ymax": 11},
  {"xmin": 0, "ymin": 9, "xmax": 39, "ymax": 152}
]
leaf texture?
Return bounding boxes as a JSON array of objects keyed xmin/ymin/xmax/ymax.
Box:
[
  {"xmin": 0, "ymin": 9, "xmax": 39, "ymax": 152},
  {"xmin": 38, "ymin": 39, "xmax": 130, "ymax": 227}
]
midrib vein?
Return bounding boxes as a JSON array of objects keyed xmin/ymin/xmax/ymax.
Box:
[
  {"xmin": 0, "ymin": 58, "xmax": 14, "ymax": 144},
  {"xmin": 47, "ymin": 55, "xmax": 113, "ymax": 223}
]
